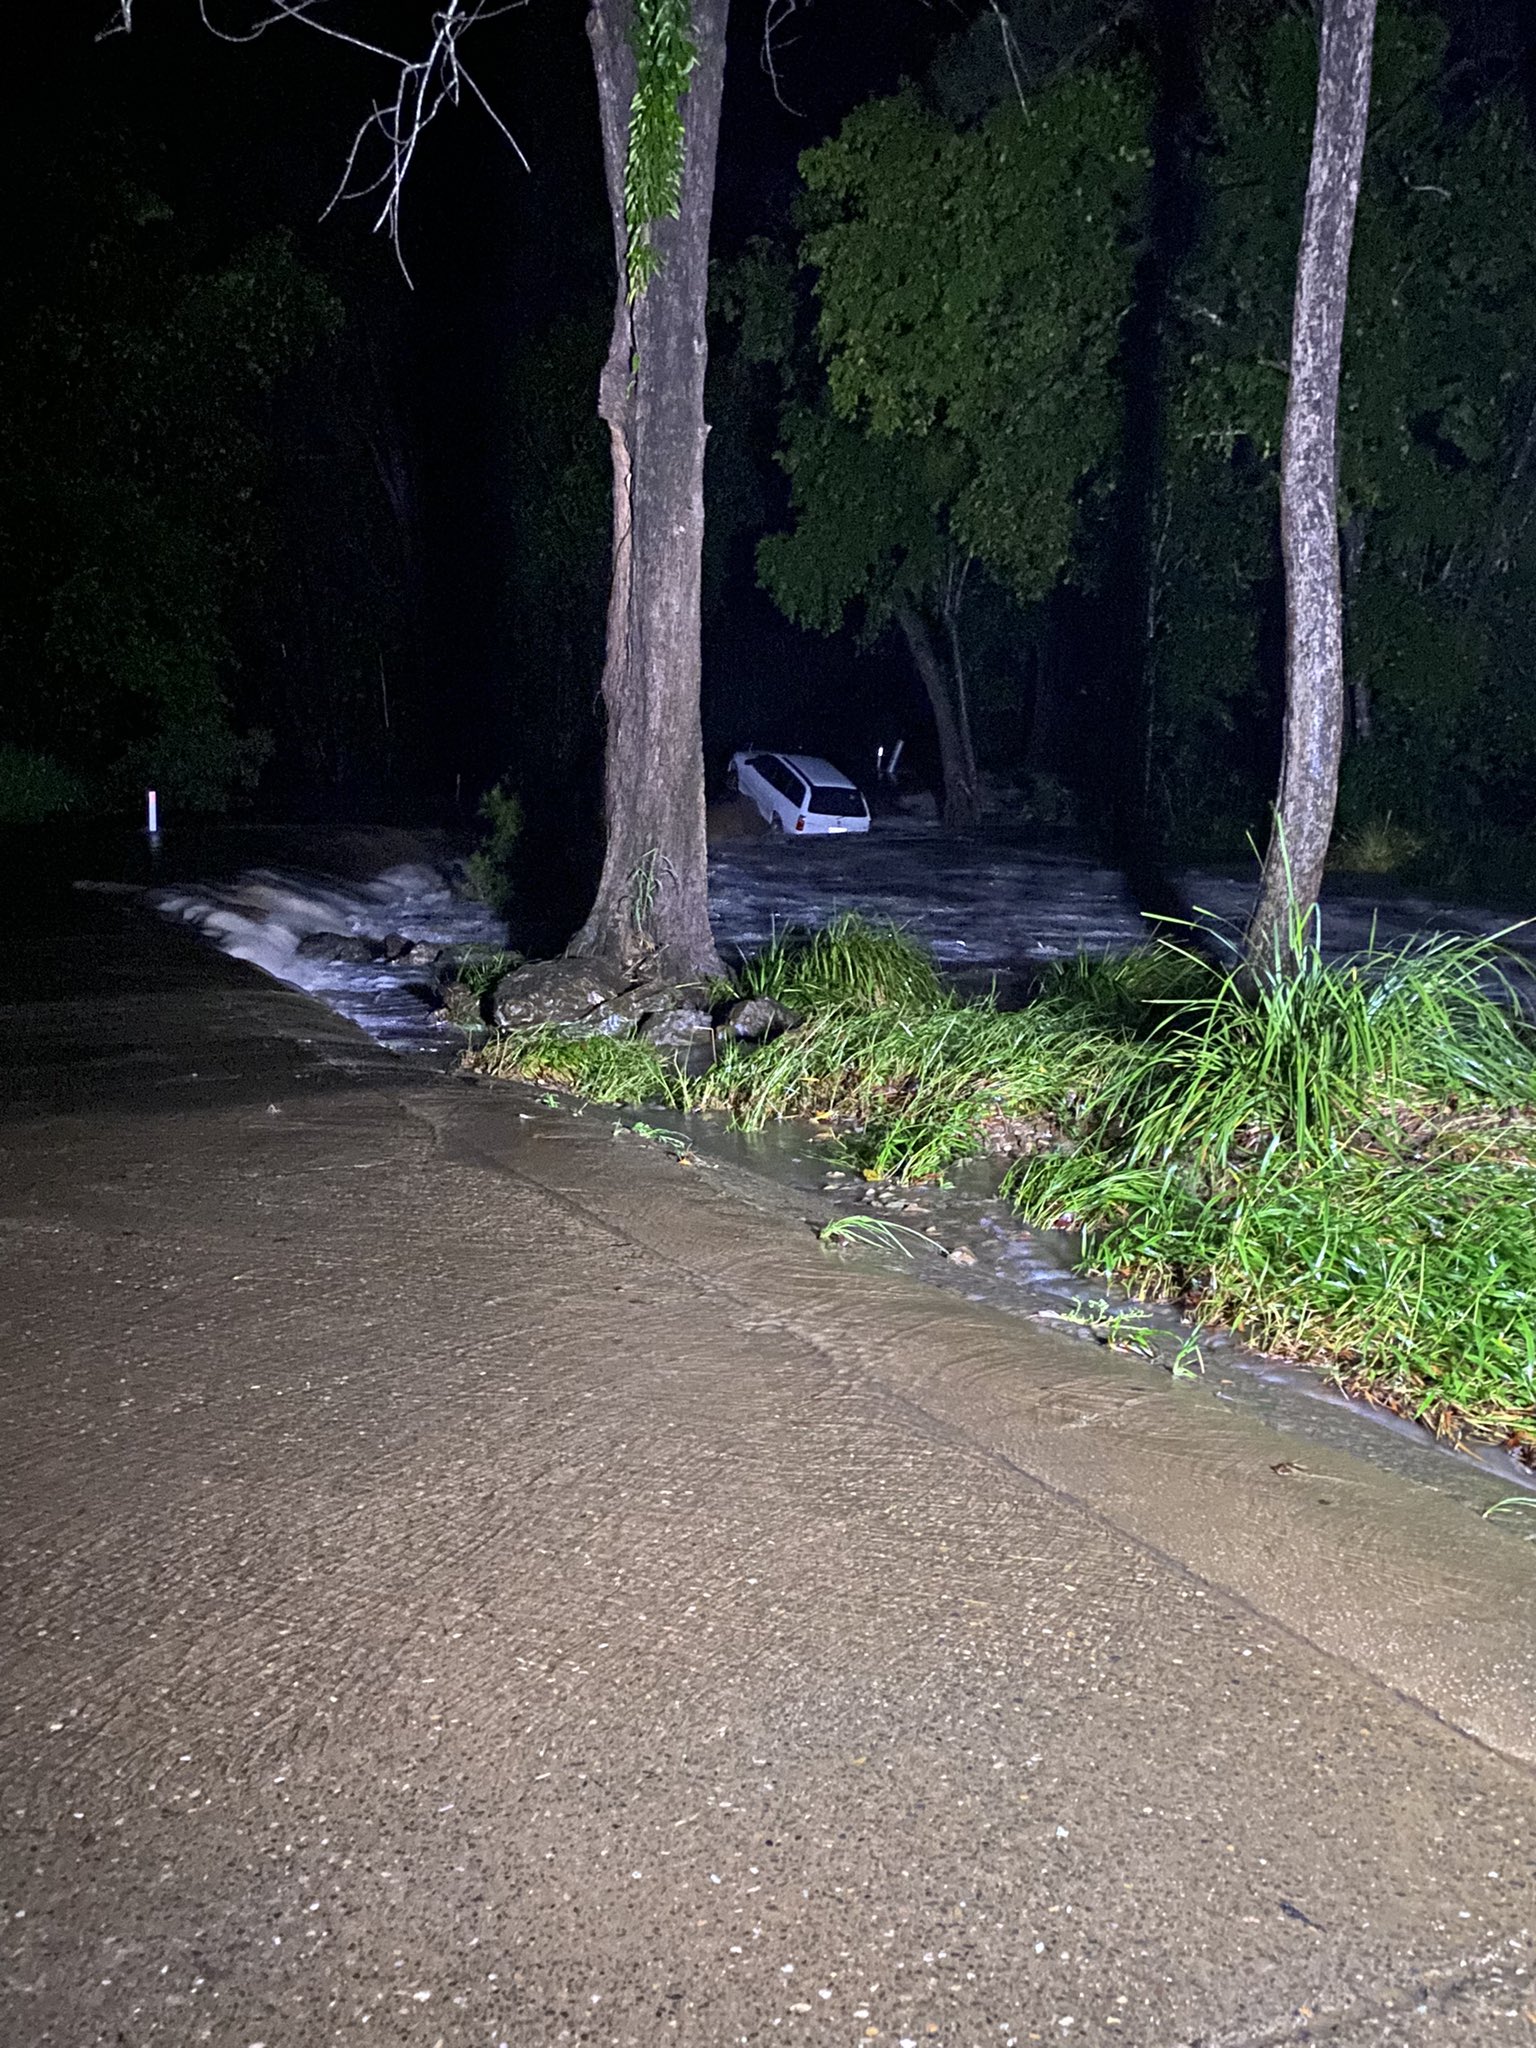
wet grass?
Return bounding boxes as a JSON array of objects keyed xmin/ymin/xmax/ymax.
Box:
[
  {"xmin": 470, "ymin": 912, "xmax": 1536, "ymax": 1456},
  {"xmin": 474, "ymin": 1028, "xmax": 680, "ymax": 1103},
  {"xmin": 474, "ymin": 917, "xmax": 1109, "ymax": 1179},
  {"xmin": 739, "ymin": 913, "xmax": 947, "ymax": 1013},
  {"xmin": 1008, "ymin": 914, "xmax": 1536, "ymax": 1453}
]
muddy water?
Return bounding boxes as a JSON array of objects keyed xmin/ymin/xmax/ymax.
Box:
[
  {"xmin": 140, "ymin": 823, "xmax": 1536, "ymax": 1499},
  {"xmin": 585, "ymin": 1096, "xmax": 1536, "ymax": 1508}
]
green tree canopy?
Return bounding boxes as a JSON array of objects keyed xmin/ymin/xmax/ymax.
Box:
[
  {"xmin": 0, "ymin": 146, "xmax": 341, "ymax": 810},
  {"xmin": 794, "ymin": 68, "xmax": 1149, "ymax": 604}
]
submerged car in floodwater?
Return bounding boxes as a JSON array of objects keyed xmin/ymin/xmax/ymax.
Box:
[{"xmin": 727, "ymin": 750, "xmax": 871, "ymax": 836}]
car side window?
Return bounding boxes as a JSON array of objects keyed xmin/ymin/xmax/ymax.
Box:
[{"xmin": 752, "ymin": 755, "xmax": 804, "ymax": 805}]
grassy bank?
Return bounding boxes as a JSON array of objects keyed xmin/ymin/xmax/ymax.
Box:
[{"xmin": 468, "ymin": 915, "xmax": 1536, "ymax": 1457}]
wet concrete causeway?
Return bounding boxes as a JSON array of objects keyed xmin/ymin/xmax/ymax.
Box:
[{"xmin": 1, "ymin": 894, "xmax": 1534, "ymax": 2045}]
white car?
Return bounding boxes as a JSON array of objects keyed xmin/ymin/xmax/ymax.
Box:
[{"xmin": 728, "ymin": 750, "xmax": 871, "ymax": 836}]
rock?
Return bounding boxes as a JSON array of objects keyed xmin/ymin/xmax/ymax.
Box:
[
  {"xmin": 296, "ymin": 931, "xmax": 382, "ymax": 964},
  {"xmin": 436, "ymin": 981, "xmax": 488, "ymax": 1028},
  {"xmin": 637, "ymin": 1001, "xmax": 719, "ymax": 1074},
  {"xmin": 721, "ymin": 994, "xmax": 801, "ymax": 1044},
  {"xmin": 594, "ymin": 983, "xmax": 669, "ymax": 1034},
  {"xmin": 706, "ymin": 795, "xmax": 771, "ymax": 843},
  {"xmin": 401, "ymin": 940, "xmax": 445, "ymax": 968},
  {"xmin": 639, "ymin": 1003, "xmax": 716, "ymax": 1052},
  {"xmin": 490, "ymin": 955, "xmax": 628, "ymax": 1032}
]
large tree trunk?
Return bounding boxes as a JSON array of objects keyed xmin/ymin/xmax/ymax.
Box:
[
  {"xmin": 569, "ymin": 0, "xmax": 727, "ymax": 982},
  {"xmin": 896, "ymin": 603, "xmax": 981, "ymax": 830},
  {"xmin": 1245, "ymin": 0, "xmax": 1377, "ymax": 970}
]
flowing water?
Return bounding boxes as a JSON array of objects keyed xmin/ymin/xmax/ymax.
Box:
[
  {"xmin": 153, "ymin": 818, "xmax": 1536, "ymax": 1048},
  {"xmin": 153, "ymin": 860, "xmax": 505, "ymax": 1056},
  {"xmin": 143, "ymin": 821, "xmax": 1536, "ymax": 1495}
]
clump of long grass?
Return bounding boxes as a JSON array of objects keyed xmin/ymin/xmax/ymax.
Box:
[
  {"xmin": 450, "ymin": 946, "xmax": 522, "ymax": 1001},
  {"xmin": 1096, "ymin": 924, "xmax": 1531, "ymax": 1169},
  {"xmin": 1328, "ymin": 813, "xmax": 1423, "ymax": 875},
  {"xmin": 696, "ymin": 996, "xmax": 1103, "ymax": 1179},
  {"xmin": 739, "ymin": 914, "xmax": 945, "ymax": 1013},
  {"xmin": 473, "ymin": 1027, "xmax": 684, "ymax": 1105},
  {"xmin": 1008, "ymin": 914, "xmax": 1536, "ymax": 1447}
]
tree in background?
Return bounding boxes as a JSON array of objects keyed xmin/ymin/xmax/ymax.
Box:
[
  {"xmin": 0, "ymin": 143, "xmax": 341, "ymax": 813},
  {"xmin": 1152, "ymin": 4, "xmax": 1536, "ymax": 885},
  {"xmin": 756, "ymin": 369, "xmax": 986, "ymax": 826},
  {"xmin": 757, "ymin": 66, "xmax": 1148, "ymax": 823},
  {"xmin": 493, "ymin": 305, "xmax": 612, "ymax": 927},
  {"xmin": 1247, "ymin": 0, "xmax": 1378, "ymax": 963},
  {"xmin": 799, "ymin": 71, "xmax": 1148, "ymax": 612},
  {"xmin": 250, "ymin": 282, "xmax": 428, "ymax": 811}
]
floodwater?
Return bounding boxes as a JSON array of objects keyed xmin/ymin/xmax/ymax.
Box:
[
  {"xmin": 711, "ymin": 818, "xmax": 1536, "ymax": 973},
  {"xmin": 145, "ymin": 821, "xmax": 1536, "ymax": 1493},
  {"xmin": 152, "ymin": 860, "xmax": 505, "ymax": 1054},
  {"xmin": 152, "ymin": 819, "xmax": 1536, "ymax": 1053}
]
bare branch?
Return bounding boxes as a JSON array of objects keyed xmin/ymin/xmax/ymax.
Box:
[
  {"xmin": 990, "ymin": 0, "xmax": 1029, "ymax": 115},
  {"xmin": 105, "ymin": 1, "xmax": 532, "ymax": 281},
  {"xmin": 760, "ymin": 0, "xmax": 802, "ymax": 115}
]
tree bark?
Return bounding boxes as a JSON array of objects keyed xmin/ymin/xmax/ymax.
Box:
[
  {"xmin": 896, "ymin": 601, "xmax": 981, "ymax": 830},
  {"xmin": 940, "ymin": 570, "xmax": 982, "ymax": 817},
  {"xmin": 569, "ymin": 0, "xmax": 727, "ymax": 982},
  {"xmin": 1245, "ymin": 0, "xmax": 1377, "ymax": 970}
]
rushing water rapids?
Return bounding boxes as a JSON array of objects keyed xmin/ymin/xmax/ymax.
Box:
[{"xmin": 152, "ymin": 819, "xmax": 1536, "ymax": 1051}]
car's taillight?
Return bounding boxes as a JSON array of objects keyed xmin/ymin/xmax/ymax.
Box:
[{"xmin": 795, "ymin": 816, "xmax": 805, "ymax": 831}]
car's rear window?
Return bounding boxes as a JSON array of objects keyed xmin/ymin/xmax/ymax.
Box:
[{"xmin": 808, "ymin": 784, "xmax": 866, "ymax": 817}]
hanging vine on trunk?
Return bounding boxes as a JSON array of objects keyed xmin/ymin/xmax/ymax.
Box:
[{"xmin": 625, "ymin": 0, "xmax": 697, "ymax": 302}]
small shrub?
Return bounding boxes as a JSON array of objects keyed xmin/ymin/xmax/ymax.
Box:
[
  {"xmin": 1328, "ymin": 813, "xmax": 1423, "ymax": 875},
  {"xmin": 0, "ymin": 746, "xmax": 88, "ymax": 823},
  {"xmin": 466, "ymin": 782, "xmax": 524, "ymax": 916}
]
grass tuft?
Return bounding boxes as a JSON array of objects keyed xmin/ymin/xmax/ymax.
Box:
[
  {"xmin": 1328, "ymin": 814, "xmax": 1423, "ymax": 875},
  {"xmin": 474, "ymin": 1028, "xmax": 684, "ymax": 1105},
  {"xmin": 819, "ymin": 1214, "xmax": 938, "ymax": 1257},
  {"xmin": 1007, "ymin": 919, "xmax": 1536, "ymax": 1449},
  {"xmin": 739, "ymin": 914, "xmax": 945, "ymax": 1013}
]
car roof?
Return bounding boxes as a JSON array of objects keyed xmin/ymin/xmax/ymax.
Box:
[{"xmin": 749, "ymin": 751, "xmax": 859, "ymax": 789}]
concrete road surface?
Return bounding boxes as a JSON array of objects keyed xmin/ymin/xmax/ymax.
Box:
[{"xmin": 2, "ymin": 881, "xmax": 1534, "ymax": 2047}]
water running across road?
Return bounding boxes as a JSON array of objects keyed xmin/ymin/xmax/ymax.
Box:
[
  {"xmin": 139, "ymin": 823, "xmax": 1536, "ymax": 1483},
  {"xmin": 151, "ymin": 820, "xmax": 1536, "ymax": 1052}
]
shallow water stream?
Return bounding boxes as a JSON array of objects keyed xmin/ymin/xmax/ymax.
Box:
[{"xmin": 146, "ymin": 822, "xmax": 1536, "ymax": 1500}]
